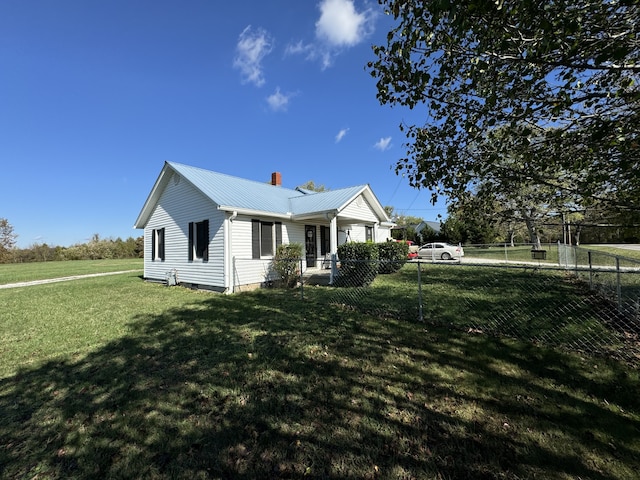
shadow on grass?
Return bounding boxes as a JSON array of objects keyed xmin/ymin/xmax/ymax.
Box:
[
  {"xmin": 356, "ymin": 264, "xmax": 640, "ymax": 364},
  {"xmin": 1, "ymin": 288, "xmax": 639, "ymax": 479}
]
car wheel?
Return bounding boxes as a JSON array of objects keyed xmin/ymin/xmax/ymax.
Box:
[{"xmin": 441, "ymin": 252, "xmax": 452, "ymax": 260}]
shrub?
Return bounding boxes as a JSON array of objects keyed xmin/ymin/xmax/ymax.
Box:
[
  {"xmin": 377, "ymin": 241, "xmax": 408, "ymax": 274},
  {"xmin": 272, "ymin": 243, "xmax": 303, "ymax": 288},
  {"xmin": 334, "ymin": 242, "xmax": 379, "ymax": 287}
]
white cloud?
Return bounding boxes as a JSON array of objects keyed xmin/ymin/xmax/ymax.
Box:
[
  {"xmin": 285, "ymin": 40, "xmax": 312, "ymax": 56},
  {"xmin": 315, "ymin": 0, "xmax": 374, "ymax": 47},
  {"xmin": 335, "ymin": 128, "xmax": 349, "ymax": 142},
  {"xmin": 374, "ymin": 136, "xmax": 392, "ymax": 151},
  {"xmin": 233, "ymin": 26, "xmax": 273, "ymax": 87},
  {"xmin": 286, "ymin": 41, "xmax": 334, "ymax": 70},
  {"xmin": 266, "ymin": 87, "xmax": 293, "ymax": 112},
  {"xmin": 286, "ymin": 0, "xmax": 376, "ymax": 69}
]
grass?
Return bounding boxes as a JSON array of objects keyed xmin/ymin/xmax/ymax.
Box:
[
  {"xmin": 1, "ymin": 265, "xmax": 639, "ymax": 479},
  {"xmin": 583, "ymin": 245, "xmax": 640, "ymax": 262},
  {"xmin": 462, "ymin": 244, "xmax": 560, "ymax": 264},
  {"xmin": 309, "ymin": 264, "xmax": 637, "ymax": 354},
  {"xmin": 0, "ymin": 258, "xmax": 143, "ymax": 285},
  {"xmin": 463, "ymin": 243, "xmax": 640, "ymax": 265}
]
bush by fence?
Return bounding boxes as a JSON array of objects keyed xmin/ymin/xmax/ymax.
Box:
[
  {"xmin": 333, "ymin": 242, "xmax": 379, "ymax": 287},
  {"xmin": 376, "ymin": 240, "xmax": 409, "ymax": 273},
  {"xmin": 272, "ymin": 243, "xmax": 303, "ymax": 288}
]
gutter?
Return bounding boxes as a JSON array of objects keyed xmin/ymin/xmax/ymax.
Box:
[{"xmin": 217, "ymin": 205, "xmax": 292, "ymax": 220}]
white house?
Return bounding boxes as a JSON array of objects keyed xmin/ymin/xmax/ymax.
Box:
[{"xmin": 134, "ymin": 162, "xmax": 394, "ymax": 292}]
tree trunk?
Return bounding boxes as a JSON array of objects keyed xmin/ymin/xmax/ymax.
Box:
[
  {"xmin": 574, "ymin": 225, "xmax": 582, "ymax": 246},
  {"xmin": 524, "ymin": 217, "xmax": 542, "ymax": 250}
]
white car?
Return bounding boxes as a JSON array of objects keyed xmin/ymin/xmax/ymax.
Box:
[{"xmin": 417, "ymin": 242, "xmax": 464, "ymax": 260}]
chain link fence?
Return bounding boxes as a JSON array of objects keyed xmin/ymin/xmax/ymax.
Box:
[
  {"xmin": 234, "ymin": 248, "xmax": 640, "ymax": 366},
  {"xmin": 460, "ymin": 242, "xmax": 560, "ymax": 264},
  {"xmin": 558, "ymin": 245, "xmax": 640, "ymax": 312},
  {"xmin": 299, "ymin": 254, "xmax": 640, "ymax": 367}
]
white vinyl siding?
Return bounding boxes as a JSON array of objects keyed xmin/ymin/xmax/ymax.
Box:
[
  {"xmin": 143, "ymin": 172, "xmax": 225, "ymax": 288},
  {"xmin": 340, "ymin": 194, "xmax": 378, "ymax": 223},
  {"xmin": 340, "ymin": 224, "xmax": 370, "ymax": 243},
  {"xmin": 230, "ymin": 216, "xmax": 306, "ymax": 288},
  {"xmin": 376, "ymin": 224, "xmax": 392, "ymax": 242}
]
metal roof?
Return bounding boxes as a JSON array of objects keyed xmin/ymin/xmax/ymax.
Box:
[
  {"xmin": 290, "ymin": 185, "xmax": 365, "ymax": 216},
  {"xmin": 169, "ymin": 162, "xmax": 298, "ymax": 215},
  {"xmin": 134, "ymin": 161, "xmax": 390, "ymax": 228}
]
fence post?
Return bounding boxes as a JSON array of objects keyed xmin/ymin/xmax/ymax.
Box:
[
  {"xmin": 330, "ymin": 253, "xmax": 337, "ymax": 285},
  {"xmin": 299, "ymin": 259, "xmax": 304, "ymax": 300},
  {"xmin": 616, "ymin": 257, "xmax": 622, "ymax": 310},
  {"xmin": 232, "ymin": 256, "xmax": 236, "ymax": 293},
  {"xmin": 588, "ymin": 251, "xmax": 593, "ymax": 290},
  {"xmin": 557, "ymin": 241, "xmax": 561, "ymax": 267},
  {"xmin": 417, "ymin": 261, "xmax": 424, "ymax": 322},
  {"xmin": 504, "ymin": 243, "xmax": 508, "ymax": 263}
]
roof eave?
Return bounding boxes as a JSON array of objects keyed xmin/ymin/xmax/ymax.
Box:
[
  {"xmin": 133, "ymin": 162, "xmax": 172, "ymax": 229},
  {"xmin": 291, "ymin": 209, "xmax": 339, "ymax": 221},
  {"xmin": 217, "ymin": 205, "xmax": 292, "ymax": 220}
]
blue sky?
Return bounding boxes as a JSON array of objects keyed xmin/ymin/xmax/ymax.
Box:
[{"xmin": 1, "ymin": 0, "xmax": 446, "ymax": 248}]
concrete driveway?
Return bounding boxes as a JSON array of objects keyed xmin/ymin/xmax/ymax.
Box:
[{"xmin": 0, "ymin": 270, "xmax": 140, "ymax": 290}]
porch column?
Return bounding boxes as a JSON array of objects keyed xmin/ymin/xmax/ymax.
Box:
[{"xmin": 329, "ymin": 214, "xmax": 338, "ymax": 284}]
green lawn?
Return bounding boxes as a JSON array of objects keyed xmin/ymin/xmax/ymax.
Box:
[
  {"xmin": 1, "ymin": 265, "xmax": 639, "ymax": 479},
  {"xmin": 462, "ymin": 243, "xmax": 640, "ymax": 265},
  {"xmin": 0, "ymin": 258, "xmax": 142, "ymax": 285},
  {"xmin": 584, "ymin": 245, "xmax": 640, "ymax": 262},
  {"xmin": 463, "ymin": 244, "xmax": 561, "ymax": 264}
]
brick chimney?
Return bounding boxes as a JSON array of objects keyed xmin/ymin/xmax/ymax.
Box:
[{"xmin": 271, "ymin": 172, "xmax": 282, "ymax": 186}]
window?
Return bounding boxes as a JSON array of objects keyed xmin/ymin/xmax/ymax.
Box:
[
  {"xmin": 365, "ymin": 226, "xmax": 374, "ymax": 242},
  {"xmin": 261, "ymin": 221, "xmax": 273, "ymax": 256},
  {"xmin": 252, "ymin": 220, "xmax": 282, "ymax": 259},
  {"xmin": 188, "ymin": 220, "xmax": 209, "ymax": 261},
  {"xmin": 320, "ymin": 226, "xmax": 330, "ymax": 255},
  {"xmin": 152, "ymin": 228, "xmax": 165, "ymax": 261}
]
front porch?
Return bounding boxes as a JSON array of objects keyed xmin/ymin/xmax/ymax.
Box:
[{"xmin": 302, "ymin": 268, "xmax": 332, "ymax": 286}]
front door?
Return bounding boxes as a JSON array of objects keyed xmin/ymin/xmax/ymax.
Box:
[{"xmin": 305, "ymin": 225, "xmax": 316, "ymax": 268}]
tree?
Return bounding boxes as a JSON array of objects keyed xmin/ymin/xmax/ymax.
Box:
[
  {"xmin": 369, "ymin": 0, "xmax": 640, "ymax": 210},
  {"xmin": 298, "ymin": 180, "xmax": 327, "ymax": 192},
  {"xmin": 386, "ymin": 208, "xmax": 425, "ymax": 241},
  {"xmin": 441, "ymin": 195, "xmax": 501, "ymax": 244},
  {"xmin": 416, "ymin": 223, "xmax": 438, "ymax": 244},
  {"xmin": 0, "ymin": 218, "xmax": 17, "ymax": 262}
]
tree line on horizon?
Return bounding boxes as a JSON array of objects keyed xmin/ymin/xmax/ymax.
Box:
[{"xmin": 0, "ymin": 220, "xmax": 143, "ymax": 264}]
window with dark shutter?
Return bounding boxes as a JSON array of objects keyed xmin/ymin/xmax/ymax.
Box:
[
  {"xmin": 189, "ymin": 220, "xmax": 209, "ymax": 261},
  {"xmin": 252, "ymin": 220, "xmax": 261, "ymax": 259},
  {"xmin": 320, "ymin": 226, "xmax": 330, "ymax": 255},
  {"xmin": 196, "ymin": 220, "xmax": 208, "ymax": 260},
  {"xmin": 252, "ymin": 220, "xmax": 281, "ymax": 258},
  {"xmin": 152, "ymin": 228, "xmax": 165, "ymax": 261},
  {"xmin": 275, "ymin": 222, "xmax": 282, "ymax": 247},
  {"xmin": 261, "ymin": 221, "xmax": 273, "ymax": 256},
  {"xmin": 157, "ymin": 228, "xmax": 165, "ymax": 261},
  {"xmin": 151, "ymin": 229, "xmax": 156, "ymax": 261}
]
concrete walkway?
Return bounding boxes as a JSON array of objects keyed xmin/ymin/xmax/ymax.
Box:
[{"xmin": 0, "ymin": 270, "xmax": 141, "ymax": 289}]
